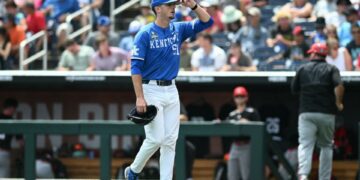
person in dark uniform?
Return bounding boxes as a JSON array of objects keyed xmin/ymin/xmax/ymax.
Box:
[
  {"xmin": 0, "ymin": 98, "xmax": 22, "ymax": 177},
  {"xmin": 292, "ymin": 43, "xmax": 344, "ymax": 180},
  {"xmin": 226, "ymin": 86, "xmax": 261, "ymax": 180}
]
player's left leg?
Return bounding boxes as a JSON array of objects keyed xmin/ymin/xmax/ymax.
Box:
[
  {"xmin": 159, "ymin": 85, "xmax": 180, "ymax": 180},
  {"xmin": 238, "ymin": 144, "xmax": 250, "ymax": 180},
  {"xmin": 315, "ymin": 113, "xmax": 335, "ymax": 180}
]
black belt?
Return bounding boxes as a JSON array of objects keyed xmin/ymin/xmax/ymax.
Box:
[{"xmin": 142, "ymin": 80, "xmax": 172, "ymax": 86}]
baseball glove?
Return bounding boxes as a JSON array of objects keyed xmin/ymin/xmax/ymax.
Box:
[{"xmin": 127, "ymin": 105, "xmax": 158, "ymax": 125}]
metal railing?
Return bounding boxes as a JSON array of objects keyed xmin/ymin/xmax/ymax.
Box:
[
  {"xmin": 66, "ymin": 5, "xmax": 93, "ymax": 40},
  {"xmin": 110, "ymin": 0, "xmax": 141, "ymax": 32},
  {"xmin": 19, "ymin": 30, "xmax": 47, "ymax": 70},
  {"xmin": 0, "ymin": 120, "xmax": 265, "ymax": 180}
]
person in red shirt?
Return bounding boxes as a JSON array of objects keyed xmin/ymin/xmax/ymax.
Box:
[
  {"xmin": 199, "ymin": 0, "xmax": 224, "ymax": 34},
  {"xmin": 4, "ymin": 14, "xmax": 26, "ymax": 67},
  {"xmin": 23, "ymin": 2, "xmax": 46, "ymax": 34}
]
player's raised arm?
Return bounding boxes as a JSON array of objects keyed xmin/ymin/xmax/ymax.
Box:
[{"xmin": 181, "ymin": 0, "xmax": 211, "ymax": 22}]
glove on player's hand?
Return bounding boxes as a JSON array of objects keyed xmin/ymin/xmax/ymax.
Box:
[{"xmin": 127, "ymin": 105, "xmax": 158, "ymax": 125}]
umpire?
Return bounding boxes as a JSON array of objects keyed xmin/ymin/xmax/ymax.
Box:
[{"xmin": 291, "ymin": 43, "xmax": 344, "ymax": 180}]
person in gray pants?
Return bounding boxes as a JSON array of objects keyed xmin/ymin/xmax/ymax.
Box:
[
  {"xmin": 226, "ymin": 86, "xmax": 261, "ymax": 180},
  {"xmin": 291, "ymin": 43, "xmax": 344, "ymax": 180}
]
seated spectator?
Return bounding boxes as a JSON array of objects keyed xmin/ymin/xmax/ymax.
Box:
[
  {"xmin": 290, "ymin": 26, "xmax": 310, "ymax": 61},
  {"xmin": 312, "ymin": 17, "xmax": 327, "ymax": 44},
  {"xmin": 41, "ymin": 0, "xmax": 80, "ymax": 24},
  {"xmin": 118, "ymin": 20, "xmax": 142, "ymax": 53},
  {"xmin": 236, "ymin": 6, "xmax": 267, "ymax": 57},
  {"xmin": 325, "ymin": 24, "xmax": 339, "ymax": 40},
  {"xmin": 346, "ymin": 23, "xmax": 360, "ymax": 63},
  {"xmin": 221, "ymin": 41, "xmax": 256, "ymax": 71},
  {"xmin": 5, "ymin": 0, "xmax": 26, "ymax": 29},
  {"xmin": 326, "ymin": 38, "xmax": 353, "ymax": 71},
  {"xmin": 56, "ymin": 23, "xmax": 73, "ymax": 52},
  {"xmin": 135, "ymin": 0, "xmax": 155, "ymax": 25},
  {"xmin": 221, "ymin": 5, "xmax": 244, "ymax": 41},
  {"xmin": 58, "ymin": 39, "xmax": 95, "ymax": 71},
  {"xmin": 0, "ymin": 27, "xmax": 11, "ymax": 70},
  {"xmin": 280, "ymin": 0, "xmax": 313, "ymax": 21},
  {"xmin": 338, "ymin": 7, "xmax": 360, "ymax": 47},
  {"xmin": 84, "ymin": 16, "xmax": 119, "ymax": 47},
  {"xmin": 312, "ymin": 0, "xmax": 336, "ymax": 18},
  {"xmin": 191, "ymin": 33, "xmax": 226, "ymax": 71},
  {"xmin": 267, "ymin": 11, "xmax": 294, "ymax": 51},
  {"xmin": 325, "ymin": 0, "xmax": 352, "ymax": 28},
  {"xmin": 180, "ymin": 40, "xmax": 192, "ymax": 71},
  {"xmin": 4, "ymin": 14, "xmax": 25, "ymax": 68},
  {"xmin": 36, "ymin": 151, "xmax": 54, "ymax": 178},
  {"xmin": 240, "ymin": 0, "xmax": 268, "ymax": 10},
  {"xmin": 199, "ymin": 0, "xmax": 224, "ymax": 34},
  {"xmin": 87, "ymin": 35, "xmax": 128, "ymax": 71},
  {"xmin": 23, "ymin": 2, "xmax": 46, "ymax": 35}
]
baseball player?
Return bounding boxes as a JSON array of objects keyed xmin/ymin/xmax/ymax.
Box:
[
  {"xmin": 226, "ymin": 86, "xmax": 261, "ymax": 180},
  {"xmin": 125, "ymin": 0, "xmax": 213, "ymax": 179},
  {"xmin": 292, "ymin": 43, "xmax": 344, "ymax": 180}
]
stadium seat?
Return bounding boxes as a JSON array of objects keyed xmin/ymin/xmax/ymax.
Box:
[
  {"xmin": 211, "ymin": 32, "xmax": 231, "ymax": 51},
  {"xmin": 268, "ymin": 0, "xmax": 290, "ymax": 7}
]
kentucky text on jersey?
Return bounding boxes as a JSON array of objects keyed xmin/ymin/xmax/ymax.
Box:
[{"xmin": 131, "ymin": 18, "xmax": 214, "ymax": 80}]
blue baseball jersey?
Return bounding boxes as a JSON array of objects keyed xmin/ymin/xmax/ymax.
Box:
[{"xmin": 131, "ymin": 18, "xmax": 214, "ymax": 80}]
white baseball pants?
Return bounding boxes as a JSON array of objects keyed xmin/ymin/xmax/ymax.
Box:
[
  {"xmin": 298, "ymin": 112, "xmax": 335, "ymax": 180},
  {"xmin": 227, "ymin": 143, "xmax": 250, "ymax": 180},
  {"xmin": 130, "ymin": 81, "xmax": 180, "ymax": 180}
]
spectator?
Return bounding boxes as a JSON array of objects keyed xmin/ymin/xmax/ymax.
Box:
[
  {"xmin": 312, "ymin": 0, "xmax": 337, "ymax": 18},
  {"xmin": 221, "ymin": 5, "xmax": 244, "ymax": 40},
  {"xmin": 118, "ymin": 20, "xmax": 142, "ymax": 53},
  {"xmin": 290, "ymin": 26, "xmax": 310, "ymax": 61},
  {"xmin": 226, "ymin": 86, "xmax": 261, "ymax": 180},
  {"xmin": 56, "ymin": 23, "xmax": 73, "ymax": 52},
  {"xmin": 180, "ymin": 40, "xmax": 192, "ymax": 71},
  {"xmin": 41, "ymin": 0, "xmax": 80, "ymax": 23},
  {"xmin": 325, "ymin": 24, "xmax": 339, "ymax": 40},
  {"xmin": 346, "ymin": 23, "xmax": 360, "ymax": 62},
  {"xmin": 36, "ymin": 151, "xmax": 54, "ymax": 178},
  {"xmin": 0, "ymin": 28, "xmax": 11, "ymax": 70},
  {"xmin": 23, "ymin": 2, "xmax": 46, "ymax": 35},
  {"xmin": 312, "ymin": 17, "xmax": 327, "ymax": 44},
  {"xmin": 326, "ymin": 38, "xmax": 353, "ymax": 71},
  {"xmin": 87, "ymin": 35, "xmax": 128, "ymax": 71},
  {"xmin": 338, "ymin": 7, "xmax": 360, "ymax": 47},
  {"xmin": 280, "ymin": 0, "xmax": 313, "ymax": 21},
  {"xmin": 4, "ymin": 14, "xmax": 26, "ymax": 68},
  {"xmin": 267, "ymin": 11, "xmax": 294, "ymax": 51},
  {"xmin": 191, "ymin": 33, "xmax": 226, "ymax": 71},
  {"xmin": 84, "ymin": 16, "xmax": 119, "ymax": 47},
  {"xmin": 58, "ymin": 39, "xmax": 95, "ymax": 71},
  {"xmin": 325, "ymin": 0, "xmax": 352, "ymax": 28},
  {"xmin": 235, "ymin": 6, "xmax": 267, "ymax": 57},
  {"xmin": 221, "ymin": 41, "xmax": 256, "ymax": 71},
  {"xmin": 199, "ymin": 0, "xmax": 224, "ymax": 34},
  {"xmin": 5, "ymin": 0, "xmax": 26, "ymax": 29},
  {"xmin": 0, "ymin": 98, "xmax": 23, "ymax": 178},
  {"xmin": 135, "ymin": 0, "xmax": 155, "ymax": 25}
]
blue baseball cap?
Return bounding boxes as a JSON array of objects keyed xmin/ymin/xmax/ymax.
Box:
[
  {"xmin": 97, "ymin": 16, "xmax": 111, "ymax": 26},
  {"xmin": 151, "ymin": 0, "xmax": 179, "ymax": 7}
]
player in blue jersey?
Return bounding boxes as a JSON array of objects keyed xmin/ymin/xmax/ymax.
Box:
[{"xmin": 125, "ymin": 0, "xmax": 213, "ymax": 179}]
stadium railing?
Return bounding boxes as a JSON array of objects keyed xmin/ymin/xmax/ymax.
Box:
[
  {"xmin": 66, "ymin": 5, "xmax": 93, "ymax": 40},
  {"xmin": 0, "ymin": 120, "xmax": 265, "ymax": 180},
  {"xmin": 19, "ymin": 30, "xmax": 47, "ymax": 70},
  {"xmin": 110, "ymin": 0, "xmax": 141, "ymax": 32}
]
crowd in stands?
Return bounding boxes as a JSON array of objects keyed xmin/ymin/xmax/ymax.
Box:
[{"xmin": 0, "ymin": 0, "xmax": 356, "ymax": 71}]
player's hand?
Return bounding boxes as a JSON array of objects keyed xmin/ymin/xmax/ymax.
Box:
[
  {"xmin": 136, "ymin": 97, "xmax": 147, "ymax": 113},
  {"xmin": 336, "ymin": 102, "xmax": 344, "ymax": 111},
  {"xmin": 180, "ymin": 0, "xmax": 196, "ymax": 9}
]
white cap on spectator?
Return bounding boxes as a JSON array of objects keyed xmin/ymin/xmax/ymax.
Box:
[
  {"xmin": 221, "ymin": 5, "xmax": 244, "ymax": 24},
  {"xmin": 140, "ymin": 0, "xmax": 151, "ymax": 8},
  {"xmin": 199, "ymin": 0, "xmax": 219, "ymax": 7},
  {"xmin": 56, "ymin": 23, "xmax": 73, "ymax": 37},
  {"xmin": 128, "ymin": 20, "xmax": 142, "ymax": 34},
  {"xmin": 248, "ymin": 7, "xmax": 261, "ymax": 17}
]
